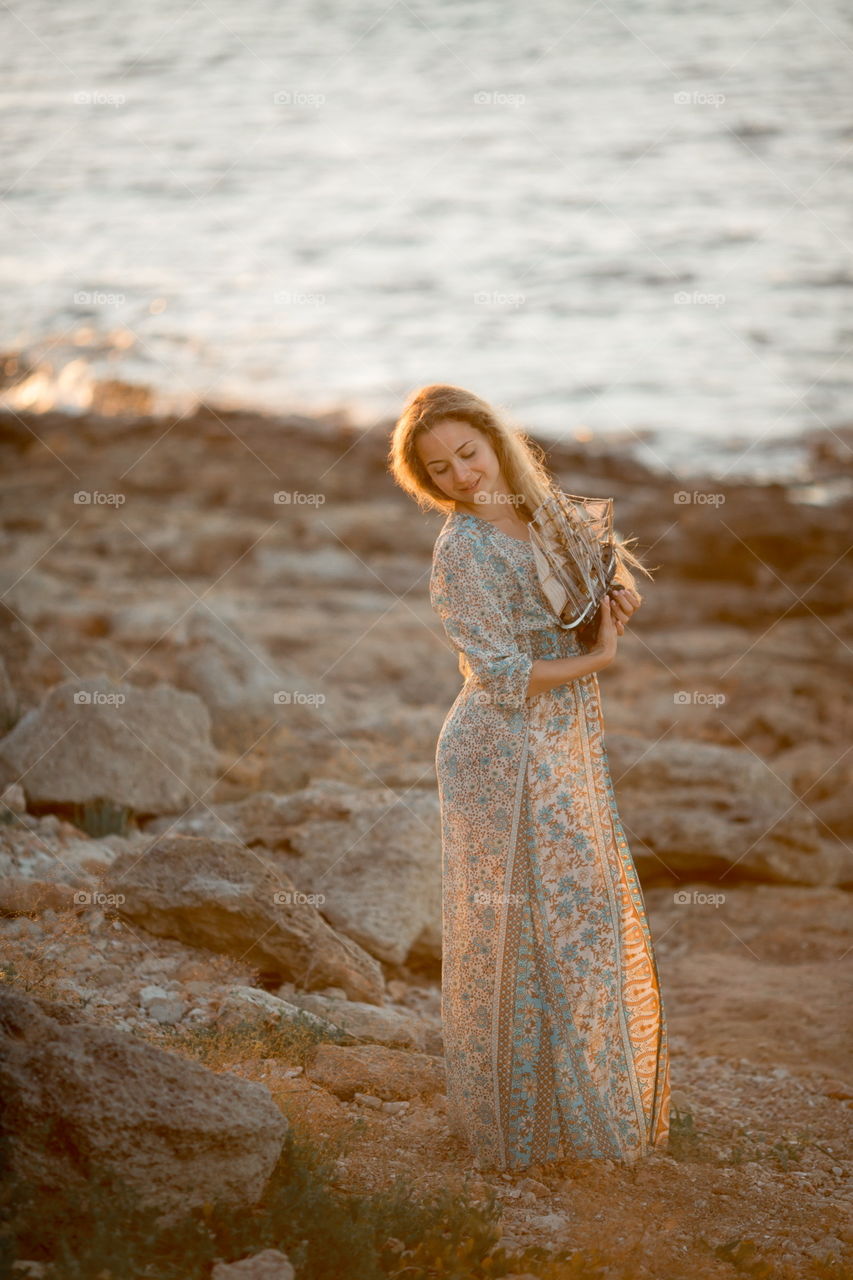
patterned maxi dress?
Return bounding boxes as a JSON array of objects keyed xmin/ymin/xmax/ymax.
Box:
[{"xmin": 430, "ymin": 507, "xmax": 671, "ymax": 1172}]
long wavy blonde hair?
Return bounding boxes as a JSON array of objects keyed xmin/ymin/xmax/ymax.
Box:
[{"xmin": 388, "ymin": 383, "xmax": 655, "ymax": 593}]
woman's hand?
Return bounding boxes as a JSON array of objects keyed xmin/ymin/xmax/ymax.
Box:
[
  {"xmin": 592, "ymin": 597, "xmax": 619, "ymax": 668},
  {"xmin": 591, "ymin": 587, "xmax": 642, "ymax": 671},
  {"xmin": 607, "ymin": 586, "xmax": 642, "ymax": 636}
]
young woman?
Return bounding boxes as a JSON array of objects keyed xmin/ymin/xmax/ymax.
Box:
[{"xmin": 389, "ymin": 384, "xmax": 671, "ymax": 1175}]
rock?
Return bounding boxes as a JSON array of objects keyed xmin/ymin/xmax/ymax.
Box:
[
  {"xmin": 211, "ymin": 1249, "xmax": 295, "ymax": 1279},
  {"xmin": 173, "ymin": 611, "xmax": 323, "ymax": 751},
  {"xmin": 1, "ymin": 780, "xmax": 26, "ymax": 815},
  {"xmin": 105, "ymin": 834, "xmax": 385, "ymax": 1004},
  {"xmin": 379, "ymin": 1100, "xmax": 409, "ymax": 1115},
  {"xmin": 0, "ymin": 815, "xmax": 148, "ymax": 892},
  {"xmin": 145, "ymin": 994, "xmax": 187, "ymax": 1025},
  {"xmin": 353, "ymin": 1092, "xmax": 384, "ymax": 1109},
  {"xmin": 528, "ymin": 1212, "xmax": 571, "ymax": 1232},
  {"xmin": 658, "ymin": 486, "xmax": 849, "ymax": 595},
  {"xmin": 305, "ymin": 1043, "xmax": 445, "ymax": 1101},
  {"xmin": 0, "ymin": 985, "xmax": 287, "ymax": 1220},
  {"xmin": 89, "ymin": 963, "xmax": 124, "ymax": 987},
  {"xmin": 0, "ymin": 676, "xmax": 217, "ymax": 816},
  {"xmin": 0, "ymin": 876, "xmax": 77, "ymax": 915},
  {"xmin": 267, "ymin": 783, "xmax": 442, "ymax": 965},
  {"xmin": 139, "ymin": 984, "xmax": 171, "ymax": 1003},
  {"xmin": 525, "ymin": 1179, "xmax": 552, "ymax": 1198},
  {"xmin": 773, "ymin": 741, "xmax": 853, "ymax": 840},
  {"xmin": 216, "ymin": 985, "xmax": 350, "ymax": 1041},
  {"xmin": 142, "ymin": 781, "xmax": 442, "ymax": 966},
  {"xmin": 606, "ymin": 734, "xmax": 842, "ymax": 885},
  {"xmin": 819, "ymin": 1079, "xmax": 853, "ymax": 1101},
  {"xmin": 283, "ymin": 990, "xmax": 428, "ymax": 1051}
]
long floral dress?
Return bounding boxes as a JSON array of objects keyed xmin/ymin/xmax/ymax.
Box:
[{"xmin": 430, "ymin": 507, "xmax": 670, "ymax": 1172}]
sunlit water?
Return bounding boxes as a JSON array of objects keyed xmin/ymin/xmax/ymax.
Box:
[{"xmin": 2, "ymin": 0, "xmax": 851, "ymax": 479}]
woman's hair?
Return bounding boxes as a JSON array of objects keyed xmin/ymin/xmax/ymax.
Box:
[{"xmin": 388, "ymin": 382, "xmax": 655, "ymax": 591}]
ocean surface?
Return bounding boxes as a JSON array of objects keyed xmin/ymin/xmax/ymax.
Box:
[{"xmin": 2, "ymin": 0, "xmax": 852, "ymax": 480}]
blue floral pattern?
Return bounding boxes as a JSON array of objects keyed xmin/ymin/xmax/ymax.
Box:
[{"xmin": 430, "ymin": 509, "xmax": 671, "ymax": 1170}]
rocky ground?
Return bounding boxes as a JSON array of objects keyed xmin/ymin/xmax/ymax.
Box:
[{"xmin": 0, "ymin": 400, "xmax": 851, "ymax": 1278}]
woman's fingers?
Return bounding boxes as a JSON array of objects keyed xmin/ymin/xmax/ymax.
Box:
[{"xmin": 608, "ymin": 589, "xmax": 640, "ymax": 626}]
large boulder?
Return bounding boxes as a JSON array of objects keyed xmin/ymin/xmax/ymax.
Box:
[
  {"xmin": 143, "ymin": 780, "xmax": 442, "ymax": 967},
  {"xmin": 0, "ymin": 986, "xmax": 287, "ymax": 1220},
  {"xmin": 105, "ymin": 834, "xmax": 385, "ymax": 1005},
  {"xmin": 172, "ymin": 611, "xmax": 324, "ymax": 751},
  {"xmin": 0, "ymin": 676, "xmax": 217, "ymax": 816},
  {"xmin": 265, "ymin": 783, "xmax": 442, "ymax": 966},
  {"xmin": 606, "ymin": 734, "xmax": 843, "ymax": 885}
]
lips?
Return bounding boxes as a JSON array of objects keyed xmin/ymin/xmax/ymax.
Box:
[{"xmin": 459, "ymin": 480, "xmax": 480, "ymax": 492}]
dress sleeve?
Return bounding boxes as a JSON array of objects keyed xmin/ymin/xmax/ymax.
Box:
[{"xmin": 429, "ymin": 534, "xmax": 533, "ymax": 710}]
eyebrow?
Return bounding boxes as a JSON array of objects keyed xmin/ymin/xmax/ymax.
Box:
[{"xmin": 425, "ymin": 439, "xmax": 475, "ymax": 471}]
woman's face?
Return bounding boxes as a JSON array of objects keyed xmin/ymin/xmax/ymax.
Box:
[{"xmin": 416, "ymin": 419, "xmax": 503, "ymax": 506}]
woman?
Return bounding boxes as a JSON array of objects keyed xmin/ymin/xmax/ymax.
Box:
[{"xmin": 389, "ymin": 384, "xmax": 671, "ymax": 1174}]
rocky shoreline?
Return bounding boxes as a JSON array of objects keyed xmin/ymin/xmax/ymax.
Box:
[{"xmin": 0, "ymin": 402, "xmax": 851, "ymax": 1278}]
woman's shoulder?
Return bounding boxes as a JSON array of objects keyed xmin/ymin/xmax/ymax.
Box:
[{"xmin": 432, "ymin": 512, "xmax": 490, "ymax": 566}]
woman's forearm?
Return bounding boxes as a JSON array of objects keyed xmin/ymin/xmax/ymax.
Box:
[{"xmin": 526, "ymin": 649, "xmax": 607, "ymax": 698}]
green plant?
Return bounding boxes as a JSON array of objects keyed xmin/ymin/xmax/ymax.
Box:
[
  {"xmin": 140, "ymin": 1008, "xmax": 351, "ymax": 1071},
  {"xmin": 72, "ymin": 796, "xmax": 133, "ymax": 838},
  {"xmin": 667, "ymin": 1106, "xmax": 702, "ymax": 1161}
]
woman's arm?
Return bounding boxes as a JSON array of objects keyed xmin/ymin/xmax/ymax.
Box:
[
  {"xmin": 430, "ymin": 534, "xmax": 534, "ymax": 709},
  {"xmin": 526, "ymin": 650, "xmax": 606, "ymax": 697},
  {"xmin": 430, "ymin": 535, "xmax": 620, "ymax": 706}
]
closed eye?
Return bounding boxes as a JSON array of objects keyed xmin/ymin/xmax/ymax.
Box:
[{"xmin": 435, "ymin": 450, "xmax": 475, "ymax": 474}]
